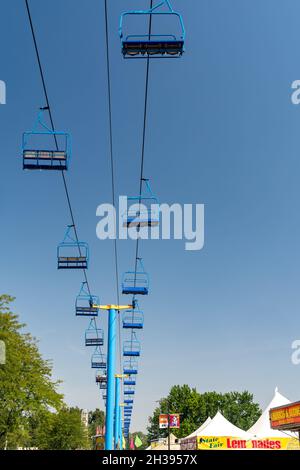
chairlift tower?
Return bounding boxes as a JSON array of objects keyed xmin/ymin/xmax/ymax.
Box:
[{"xmin": 93, "ymin": 304, "xmax": 132, "ymax": 450}]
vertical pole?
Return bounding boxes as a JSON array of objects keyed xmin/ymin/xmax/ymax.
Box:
[
  {"xmin": 114, "ymin": 376, "xmax": 120, "ymax": 449},
  {"xmin": 119, "ymin": 404, "xmax": 123, "ymax": 450},
  {"xmin": 105, "ymin": 308, "xmax": 117, "ymax": 450}
]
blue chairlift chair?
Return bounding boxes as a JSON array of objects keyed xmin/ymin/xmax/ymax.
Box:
[
  {"xmin": 122, "ymin": 258, "xmax": 149, "ymax": 295},
  {"xmin": 123, "ymin": 360, "xmax": 138, "ymax": 375},
  {"xmin": 85, "ymin": 320, "xmax": 104, "ymax": 347},
  {"xmin": 75, "ymin": 282, "xmax": 99, "ymax": 316},
  {"xmin": 124, "ymin": 405, "xmax": 133, "ymax": 411},
  {"xmin": 91, "ymin": 348, "xmax": 107, "ymax": 369},
  {"xmin": 124, "ymin": 379, "xmax": 136, "ymax": 386},
  {"xmin": 123, "ymin": 179, "xmax": 159, "ymax": 228},
  {"xmin": 123, "ymin": 339, "xmax": 141, "ymax": 357},
  {"xmin": 119, "ymin": 0, "xmax": 185, "ymax": 59},
  {"xmin": 22, "ymin": 108, "xmax": 71, "ymax": 170},
  {"xmin": 122, "ymin": 308, "xmax": 144, "ymax": 329},
  {"xmin": 124, "ymin": 399, "xmax": 134, "ymax": 404},
  {"xmin": 57, "ymin": 226, "xmax": 89, "ymax": 270}
]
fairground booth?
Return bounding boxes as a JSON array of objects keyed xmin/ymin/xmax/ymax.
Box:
[
  {"xmin": 180, "ymin": 389, "xmax": 300, "ymax": 450},
  {"xmin": 270, "ymin": 400, "xmax": 300, "ymax": 440}
]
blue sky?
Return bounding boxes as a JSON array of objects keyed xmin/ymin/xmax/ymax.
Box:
[{"xmin": 1, "ymin": 0, "xmax": 300, "ymax": 432}]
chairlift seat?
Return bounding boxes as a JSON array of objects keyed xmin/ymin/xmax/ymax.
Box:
[
  {"xmin": 85, "ymin": 337, "xmax": 104, "ymax": 347},
  {"xmin": 123, "ymin": 350, "xmax": 140, "ymax": 357},
  {"xmin": 124, "ymin": 368, "xmax": 138, "ymax": 375},
  {"xmin": 122, "ymin": 39, "xmax": 184, "ymax": 57},
  {"xmin": 23, "ymin": 149, "xmax": 67, "ymax": 170},
  {"xmin": 91, "ymin": 357, "xmax": 107, "ymax": 369},
  {"xmin": 124, "ymin": 380, "xmax": 136, "ymax": 386},
  {"xmin": 58, "ymin": 256, "xmax": 88, "ymax": 269},
  {"xmin": 76, "ymin": 306, "xmax": 98, "ymax": 316},
  {"xmin": 122, "ymin": 286, "xmax": 148, "ymax": 296},
  {"xmin": 124, "ymin": 215, "xmax": 159, "ymax": 228}
]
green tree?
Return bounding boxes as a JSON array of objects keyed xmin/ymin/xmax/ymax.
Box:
[
  {"xmin": 46, "ymin": 407, "xmax": 90, "ymax": 450},
  {"xmin": 0, "ymin": 295, "xmax": 63, "ymax": 449},
  {"xmin": 147, "ymin": 385, "xmax": 261, "ymax": 441},
  {"xmin": 88, "ymin": 408, "xmax": 105, "ymax": 447}
]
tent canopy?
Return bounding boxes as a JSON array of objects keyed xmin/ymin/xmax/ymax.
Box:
[
  {"xmin": 183, "ymin": 417, "xmax": 212, "ymax": 440},
  {"xmin": 248, "ymin": 387, "xmax": 297, "ymax": 438},
  {"xmin": 197, "ymin": 411, "xmax": 253, "ymax": 439}
]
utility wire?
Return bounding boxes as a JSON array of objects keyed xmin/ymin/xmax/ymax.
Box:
[
  {"xmin": 126, "ymin": 0, "xmax": 154, "ymax": 425},
  {"xmin": 133, "ymin": 0, "xmax": 153, "ymax": 281},
  {"xmin": 103, "ymin": 0, "xmax": 122, "ymax": 377},
  {"xmin": 24, "ymin": 1, "xmax": 104, "ymax": 359}
]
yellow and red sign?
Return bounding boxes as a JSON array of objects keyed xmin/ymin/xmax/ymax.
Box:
[
  {"xmin": 270, "ymin": 402, "xmax": 300, "ymax": 431},
  {"xmin": 159, "ymin": 414, "xmax": 169, "ymax": 429}
]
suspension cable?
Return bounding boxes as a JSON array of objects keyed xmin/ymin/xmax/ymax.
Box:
[{"xmin": 103, "ymin": 0, "xmax": 122, "ymax": 376}]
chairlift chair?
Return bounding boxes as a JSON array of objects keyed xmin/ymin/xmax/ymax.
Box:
[
  {"xmin": 122, "ymin": 258, "xmax": 149, "ymax": 295},
  {"xmin": 57, "ymin": 226, "xmax": 89, "ymax": 270},
  {"xmin": 123, "ymin": 360, "xmax": 138, "ymax": 375},
  {"xmin": 124, "ymin": 399, "xmax": 134, "ymax": 404},
  {"xmin": 91, "ymin": 349, "xmax": 107, "ymax": 369},
  {"xmin": 95, "ymin": 371, "xmax": 107, "ymax": 385},
  {"xmin": 85, "ymin": 320, "xmax": 104, "ymax": 346},
  {"xmin": 22, "ymin": 109, "xmax": 71, "ymax": 170},
  {"xmin": 122, "ymin": 308, "xmax": 144, "ymax": 329},
  {"xmin": 124, "ymin": 379, "xmax": 136, "ymax": 386},
  {"xmin": 119, "ymin": 0, "xmax": 185, "ymax": 59},
  {"xmin": 123, "ymin": 179, "xmax": 159, "ymax": 228},
  {"xmin": 75, "ymin": 283, "xmax": 99, "ymax": 316},
  {"xmin": 123, "ymin": 340, "xmax": 141, "ymax": 357}
]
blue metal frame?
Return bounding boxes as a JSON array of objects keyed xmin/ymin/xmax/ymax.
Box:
[
  {"xmin": 75, "ymin": 282, "xmax": 99, "ymax": 316},
  {"xmin": 123, "ymin": 360, "xmax": 138, "ymax": 375},
  {"xmin": 58, "ymin": 226, "xmax": 89, "ymax": 270},
  {"xmin": 119, "ymin": 0, "xmax": 185, "ymax": 59},
  {"xmin": 85, "ymin": 320, "xmax": 104, "ymax": 346},
  {"xmin": 124, "ymin": 379, "xmax": 136, "ymax": 386},
  {"xmin": 123, "ymin": 179, "xmax": 159, "ymax": 228},
  {"xmin": 122, "ymin": 258, "xmax": 149, "ymax": 296},
  {"xmin": 123, "ymin": 340, "xmax": 141, "ymax": 357},
  {"xmin": 22, "ymin": 109, "xmax": 71, "ymax": 170},
  {"xmin": 122, "ymin": 308, "xmax": 144, "ymax": 329},
  {"xmin": 91, "ymin": 348, "xmax": 107, "ymax": 369}
]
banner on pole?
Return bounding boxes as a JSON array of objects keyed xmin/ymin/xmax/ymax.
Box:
[
  {"xmin": 159, "ymin": 414, "xmax": 169, "ymax": 429},
  {"xmin": 169, "ymin": 414, "xmax": 180, "ymax": 429}
]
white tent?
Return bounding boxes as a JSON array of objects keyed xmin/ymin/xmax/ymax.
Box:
[
  {"xmin": 183, "ymin": 417, "xmax": 212, "ymax": 440},
  {"xmin": 248, "ymin": 387, "xmax": 296, "ymax": 438},
  {"xmin": 197, "ymin": 411, "xmax": 253, "ymax": 439}
]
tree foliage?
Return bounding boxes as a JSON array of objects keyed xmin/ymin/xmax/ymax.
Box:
[
  {"xmin": 0, "ymin": 295, "xmax": 63, "ymax": 449},
  {"xmin": 147, "ymin": 385, "xmax": 261, "ymax": 440},
  {"xmin": 89, "ymin": 408, "xmax": 105, "ymax": 442},
  {"xmin": 0, "ymin": 295, "xmax": 104, "ymax": 450}
]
